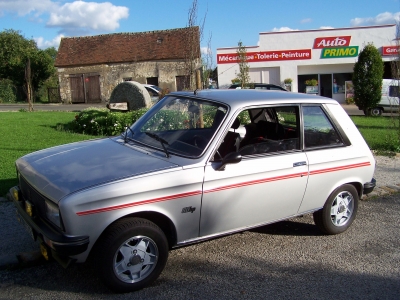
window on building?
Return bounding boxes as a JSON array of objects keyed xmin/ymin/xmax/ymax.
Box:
[
  {"xmin": 298, "ymin": 74, "xmax": 318, "ymax": 93},
  {"xmin": 147, "ymin": 77, "xmax": 159, "ymax": 86},
  {"xmin": 333, "ymin": 73, "xmax": 352, "ymax": 94},
  {"xmin": 176, "ymin": 75, "xmax": 190, "ymax": 91}
]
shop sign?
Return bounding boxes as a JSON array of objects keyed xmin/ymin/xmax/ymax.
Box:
[
  {"xmin": 321, "ymin": 46, "xmax": 359, "ymax": 58},
  {"xmin": 382, "ymin": 46, "xmax": 399, "ymax": 56},
  {"xmin": 313, "ymin": 36, "xmax": 351, "ymax": 49},
  {"xmin": 217, "ymin": 49, "xmax": 311, "ymax": 64}
]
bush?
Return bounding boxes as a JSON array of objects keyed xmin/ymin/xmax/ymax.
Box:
[
  {"xmin": 346, "ymin": 97, "xmax": 355, "ymax": 105},
  {"xmin": 0, "ymin": 79, "xmax": 17, "ymax": 103},
  {"xmin": 284, "ymin": 78, "xmax": 292, "ymax": 84},
  {"xmin": 68, "ymin": 108, "xmax": 149, "ymax": 136},
  {"xmin": 352, "ymin": 44, "xmax": 384, "ymax": 112},
  {"xmin": 305, "ymin": 79, "xmax": 318, "ymax": 86}
]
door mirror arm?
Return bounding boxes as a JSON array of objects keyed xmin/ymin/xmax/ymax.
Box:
[{"xmin": 215, "ymin": 152, "xmax": 242, "ymax": 171}]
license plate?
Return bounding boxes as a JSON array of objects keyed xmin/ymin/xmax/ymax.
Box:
[{"xmin": 16, "ymin": 210, "xmax": 35, "ymax": 241}]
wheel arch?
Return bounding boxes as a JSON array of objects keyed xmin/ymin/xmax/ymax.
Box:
[
  {"xmin": 89, "ymin": 211, "xmax": 177, "ymax": 259},
  {"xmin": 324, "ymin": 180, "xmax": 363, "ymax": 204},
  {"xmin": 347, "ymin": 181, "xmax": 363, "ymax": 198}
]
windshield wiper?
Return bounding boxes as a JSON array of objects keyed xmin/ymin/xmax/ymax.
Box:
[
  {"xmin": 145, "ymin": 132, "xmax": 170, "ymax": 158},
  {"xmin": 123, "ymin": 126, "xmax": 135, "ymax": 143}
]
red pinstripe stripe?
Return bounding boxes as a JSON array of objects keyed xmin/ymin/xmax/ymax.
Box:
[
  {"xmin": 309, "ymin": 162, "xmax": 370, "ymax": 175},
  {"xmin": 204, "ymin": 172, "xmax": 308, "ymax": 193},
  {"xmin": 76, "ymin": 161, "xmax": 371, "ymax": 216},
  {"xmin": 76, "ymin": 190, "xmax": 202, "ymax": 216}
]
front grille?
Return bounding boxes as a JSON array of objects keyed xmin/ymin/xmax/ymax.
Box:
[{"xmin": 19, "ymin": 176, "xmax": 48, "ymax": 218}]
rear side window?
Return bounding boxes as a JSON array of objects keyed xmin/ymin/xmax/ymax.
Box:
[
  {"xmin": 389, "ymin": 85, "xmax": 399, "ymax": 97},
  {"xmin": 302, "ymin": 106, "xmax": 343, "ymax": 148}
]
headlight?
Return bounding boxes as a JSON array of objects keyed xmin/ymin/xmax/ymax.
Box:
[
  {"xmin": 45, "ymin": 201, "xmax": 61, "ymax": 228},
  {"xmin": 11, "ymin": 186, "xmax": 20, "ymax": 202}
]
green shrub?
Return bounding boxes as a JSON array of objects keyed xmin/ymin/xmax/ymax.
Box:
[
  {"xmin": 352, "ymin": 44, "xmax": 384, "ymax": 112},
  {"xmin": 0, "ymin": 79, "xmax": 17, "ymax": 103},
  {"xmin": 69, "ymin": 107, "xmax": 149, "ymax": 136},
  {"xmin": 346, "ymin": 97, "xmax": 355, "ymax": 105}
]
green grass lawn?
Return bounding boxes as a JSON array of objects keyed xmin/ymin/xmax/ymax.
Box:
[
  {"xmin": 350, "ymin": 116, "xmax": 400, "ymax": 153},
  {"xmin": 0, "ymin": 112, "xmax": 98, "ymax": 197},
  {"xmin": 0, "ymin": 111, "xmax": 399, "ymax": 197}
]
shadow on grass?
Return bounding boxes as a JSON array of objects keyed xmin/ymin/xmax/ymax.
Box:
[{"xmin": 0, "ymin": 178, "xmax": 17, "ymax": 198}]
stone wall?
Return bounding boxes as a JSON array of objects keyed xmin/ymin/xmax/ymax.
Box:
[{"xmin": 57, "ymin": 59, "xmax": 200, "ymax": 104}]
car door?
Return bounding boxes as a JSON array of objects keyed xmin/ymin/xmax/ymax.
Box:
[
  {"xmin": 200, "ymin": 105, "xmax": 309, "ymax": 237},
  {"xmin": 297, "ymin": 104, "xmax": 367, "ymax": 213}
]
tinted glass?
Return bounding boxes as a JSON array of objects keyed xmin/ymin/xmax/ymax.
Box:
[
  {"xmin": 129, "ymin": 96, "xmax": 228, "ymax": 158},
  {"xmin": 303, "ymin": 106, "xmax": 343, "ymax": 148},
  {"xmin": 224, "ymin": 106, "xmax": 300, "ymax": 157}
]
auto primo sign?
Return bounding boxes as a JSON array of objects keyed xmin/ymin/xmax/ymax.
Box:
[
  {"xmin": 321, "ymin": 46, "xmax": 358, "ymax": 58},
  {"xmin": 313, "ymin": 36, "xmax": 358, "ymax": 58},
  {"xmin": 321, "ymin": 46, "xmax": 359, "ymax": 58}
]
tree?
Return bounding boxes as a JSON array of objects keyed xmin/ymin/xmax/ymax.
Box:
[
  {"xmin": 0, "ymin": 29, "xmax": 56, "ymax": 101},
  {"xmin": 352, "ymin": 43, "xmax": 384, "ymax": 114},
  {"xmin": 0, "ymin": 29, "xmax": 36, "ymax": 87},
  {"xmin": 236, "ymin": 41, "xmax": 251, "ymax": 89},
  {"xmin": 184, "ymin": 0, "xmax": 206, "ymax": 90},
  {"xmin": 201, "ymin": 32, "xmax": 214, "ymax": 89},
  {"xmin": 36, "ymin": 47, "xmax": 59, "ymax": 102}
]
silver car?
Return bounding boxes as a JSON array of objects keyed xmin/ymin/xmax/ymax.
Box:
[{"xmin": 10, "ymin": 89, "xmax": 376, "ymax": 292}]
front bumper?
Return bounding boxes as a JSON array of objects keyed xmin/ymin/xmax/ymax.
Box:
[
  {"xmin": 363, "ymin": 178, "xmax": 376, "ymax": 194},
  {"xmin": 10, "ymin": 186, "xmax": 89, "ymax": 259}
]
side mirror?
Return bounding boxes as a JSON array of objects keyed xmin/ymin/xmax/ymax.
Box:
[{"xmin": 215, "ymin": 152, "xmax": 242, "ymax": 171}]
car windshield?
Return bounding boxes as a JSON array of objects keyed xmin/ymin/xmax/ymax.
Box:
[{"xmin": 126, "ymin": 96, "xmax": 228, "ymax": 158}]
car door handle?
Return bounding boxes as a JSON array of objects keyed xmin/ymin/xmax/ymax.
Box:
[{"xmin": 293, "ymin": 161, "xmax": 307, "ymax": 167}]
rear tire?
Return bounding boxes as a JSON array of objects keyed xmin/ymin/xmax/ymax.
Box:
[
  {"xmin": 313, "ymin": 184, "xmax": 358, "ymax": 235},
  {"xmin": 369, "ymin": 107, "xmax": 383, "ymax": 116},
  {"xmin": 95, "ymin": 217, "xmax": 168, "ymax": 293}
]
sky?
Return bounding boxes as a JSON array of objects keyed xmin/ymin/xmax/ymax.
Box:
[{"xmin": 0, "ymin": 0, "xmax": 400, "ymax": 67}]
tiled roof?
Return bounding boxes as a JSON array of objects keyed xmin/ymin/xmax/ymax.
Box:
[{"xmin": 55, "ymin": 27, "xmax": 200, "ymax": 67}]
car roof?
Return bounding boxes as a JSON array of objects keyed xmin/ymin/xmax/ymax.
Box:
[
  {"xmin": 143, "ymin": 84, "xmax": 161, "ymax": 92},
  {"xmin": 230, "ymin": 83, "xmax": 284, "ymax": 87},
  {"xmin": 230, "ymin": 83, "xmax": 280, "ymax": 86},
  {"xmin": 169, "ymin": 89, "xmax": 338, "ymax": 110}
]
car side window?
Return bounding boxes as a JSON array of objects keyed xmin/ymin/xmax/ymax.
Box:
[
  {"xmin": 235, "ymin": 106, "xmax": 300, "ymax": 157},
  {"xmin": 302, "ymin": 106, "xmax": 343, "ymax": 148},
  {"xmin": 389, "ymin": 85, "xmax": 399, "ymax": 97}
]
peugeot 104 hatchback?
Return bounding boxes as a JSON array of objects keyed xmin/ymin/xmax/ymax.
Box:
[{"xmin": 10, "ymin": 89, "xmax": 376, "ymax": 292}]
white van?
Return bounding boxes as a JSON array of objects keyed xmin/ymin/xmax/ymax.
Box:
[{"xmin": 369, "ymin": 79, "xmax": 399, "ymax": 116}]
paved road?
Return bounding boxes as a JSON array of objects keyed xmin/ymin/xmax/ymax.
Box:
[
  {"xmin": 0, "ymin": 193, "xmax": 399, "ymax": 299},
  {"xmin": 0, "ymin": 103, "xmax": 105, "ymax": 112}
]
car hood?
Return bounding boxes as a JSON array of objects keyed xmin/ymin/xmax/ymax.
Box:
[{"xmin": 16, "ymin": 138, "xmax": 179, "ymax": 202}]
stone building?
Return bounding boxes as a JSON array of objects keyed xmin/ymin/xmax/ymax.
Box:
[{"xmin": 55, "ymin": 27, "xmax": 201, "ymax": 104}]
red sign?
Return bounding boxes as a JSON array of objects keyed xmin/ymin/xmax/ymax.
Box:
[
  {"xmin": 382, "ymin": 46, "xmax": 399, "ymax": 56},
  {"xmin": 217, "ymin": 49, "xmax": 311, "ymax": 64},
  {"xmin": 313, "ymin": 36, "xmax": 351, "ymax": 49}
]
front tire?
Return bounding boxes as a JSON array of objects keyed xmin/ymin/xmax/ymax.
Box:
[
  {"xmin": 95, "ymin": 217, "xmax": 168, "ymax": 293},
  {"xmin": 313, "ymin": 184, "xmax": 358, "ymax": 235}
]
